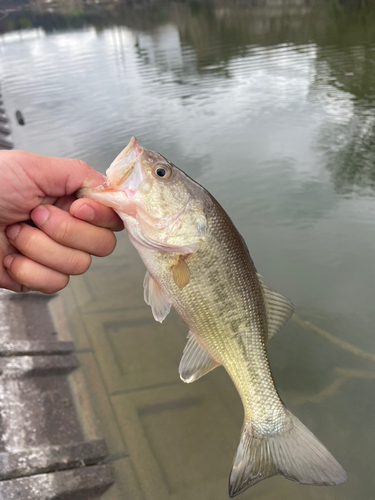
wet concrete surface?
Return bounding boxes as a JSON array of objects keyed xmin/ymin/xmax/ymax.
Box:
[{"xmin": 0, "ymin": 290, "xmax": 114, "ymax": 499}]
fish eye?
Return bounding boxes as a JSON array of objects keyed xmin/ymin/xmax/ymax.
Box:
[{"xmin": 152, "ymin": 163, "xmax": 172, "ymax": 180}]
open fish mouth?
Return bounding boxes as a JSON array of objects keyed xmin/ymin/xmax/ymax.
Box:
[
  {"xmin": 76, "ymin": 137, "xmax": 145, "ymax": 211},
  {"xmin": 106, "ymin": 136, "xmax": 145, "ymax": 190}
]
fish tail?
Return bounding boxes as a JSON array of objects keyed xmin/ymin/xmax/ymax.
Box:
[{"xmin": 229, "ymin": 409, "xmax": 347, "ymax": 497}]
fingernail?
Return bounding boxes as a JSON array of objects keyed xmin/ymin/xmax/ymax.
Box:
[
  {"xmin": 6, "ymin": 224, "xmax": 21, "ymax": 241},
  {"xmin": 74, "ymin": 204, "xmax": 95, "ymax": 222},
  {"xmin": 82, "ymin": 174, "xmax": 106, "ymax": 188},
  {"xmin": 32, "ymin": 205, "xmax": 50, "ymax": 226},
  {"xmin": 3, "ymin": 254, "xmax": 15, "ymax": 269}
]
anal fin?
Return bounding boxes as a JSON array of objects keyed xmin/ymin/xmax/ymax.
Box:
[{"xmin": 179, "ymin": 331, "xmax": 219, "ymax": 383}]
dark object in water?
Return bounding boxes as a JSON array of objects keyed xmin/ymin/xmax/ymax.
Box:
[{"xmin": 16, "ymin": 110, "xmax": 25, "ymax": 125}]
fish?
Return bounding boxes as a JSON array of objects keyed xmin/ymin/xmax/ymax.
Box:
[{"xmin": 78, "ymin": 137, "xmax": 347, "ymax": 497}]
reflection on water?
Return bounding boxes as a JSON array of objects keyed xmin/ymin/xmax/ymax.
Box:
[{"xmin": 1, "ymin": 1, "xmax": 375, "ymax": 499}]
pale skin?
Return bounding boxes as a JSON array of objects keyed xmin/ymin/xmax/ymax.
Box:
[{"xmin": 0, "ymin": 150, "xmax": 123, "ymax": 294}]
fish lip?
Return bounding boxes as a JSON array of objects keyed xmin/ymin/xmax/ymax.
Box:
[
  {"xmin": 76, "ymin": 183, "xmax": 126, "ymax": 201},
  {"xmin": 110, "ymin": 137, "xmax": 144, "ymax": 167},
  {"xmin": 106, "ymin": 137, "xmax": 146, "ymax": 194},
  {"xmin": 77, "ymin": 136, "xmax": 146, "ymax": 211},
  {"xmin": 120, "ymin": 136, "xmax": 143, "ymax": 159},
  {"xmin": 77, "ymin": 183, "xmax": 138, "ymax": 218}
]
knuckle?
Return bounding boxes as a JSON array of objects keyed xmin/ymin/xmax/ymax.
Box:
[
  {"xmin": 55, "ymin": 219, "xmax": 70, "ymax": 243},
  {"xmin": 94, "ymin": 231, "xmax": 117, "ymax": 257},
  {"xmin": 14, "ymin": 226, "xmax": 38, "ymax": 254},
  {"xmin": 42, "ymin": 275, "xmax": 70, "ymax": 294},
  {"xmin": 11, "ymin": 257, "xmax": 30, "ymax": 284},
  {"xmin": 70, "ymin": 252, "xmax": 92, "ymax": 275},
  {"xmin": 28, "ymin": 230, "xmax": 43, "ymax": 253},
  {"xmin": 9, "ymin": 255, "xmax": 70, "ymax": 294}
]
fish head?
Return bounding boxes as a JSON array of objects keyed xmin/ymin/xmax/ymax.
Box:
[{"xmin": 78, "ymin": 137, "xmax": 210, "ymax": 253}]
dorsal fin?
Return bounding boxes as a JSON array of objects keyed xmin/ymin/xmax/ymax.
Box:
[
  {"xmin": 143, "ymin": 271, "xmax": 171, "ymax": 323},
  {"xmin": 257, "ymin": 274, "xmax": 294, "ymax": 342},
  {"xmin": 179, "ymin": 331, "xmax": 220, "ymax": 383}
]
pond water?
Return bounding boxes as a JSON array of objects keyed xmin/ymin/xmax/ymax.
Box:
[{"xmin": 1, "ymin": 1, "xmax": 375, "ymax": 499}]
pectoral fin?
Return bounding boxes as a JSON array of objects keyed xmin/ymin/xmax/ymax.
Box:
[
  {"xmin": 143, "ymin": 271, "xmax": 171, "ymax": 323},
  {"xmin": 179, "ymin": 331, "xmax": 219, "ymax": 383},
  {"xmin": 257, "ymin": 274, "xmax": 294, "ymax": 342},
  {"xmin": 172, "ymin": 256, "xmax": 190, "ymax": 290}
]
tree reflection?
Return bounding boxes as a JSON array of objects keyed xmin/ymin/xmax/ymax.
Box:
[
  {"xmin": 317, "ymin": 113, "xmax": 375, "ymax": 195},
  {"xmin": 2, "ymin": 0, "xmax": 375, "ymax": 195},
  {"xmin": 311, "ymin": 5, "xmax": 375, "ymax": 195}
]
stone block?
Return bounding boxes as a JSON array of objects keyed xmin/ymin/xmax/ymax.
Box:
[{"xmin": 0, "ymin": 464, "xmax": 114, "ymax": 500}]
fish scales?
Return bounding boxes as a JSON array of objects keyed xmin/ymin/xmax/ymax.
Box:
[
  {"xmin": 140, "ymin": 195, "xmax": 280, "ymax": 424},
  {"xmin": 78, "ymin": 137, "xmax": 347, "ymax": 497}
]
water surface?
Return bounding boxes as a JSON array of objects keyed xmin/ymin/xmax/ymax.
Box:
[{"xmin": 1, "ymin": 1, "xmax": 375, "ymax": 499}]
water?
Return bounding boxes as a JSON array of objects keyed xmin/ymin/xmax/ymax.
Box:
[{"xmin": 1, "ymin": 1, "xmax": 375, "ymax": 498}]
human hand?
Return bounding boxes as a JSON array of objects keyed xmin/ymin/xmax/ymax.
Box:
[{"xmin": 0, "ymin": 150, "xmax": 123, "ymax": 294}]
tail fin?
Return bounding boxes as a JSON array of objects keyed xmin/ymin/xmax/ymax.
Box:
[{"xmin": 229, "ymin": 410, "xmax": 347, "ymax": 497}]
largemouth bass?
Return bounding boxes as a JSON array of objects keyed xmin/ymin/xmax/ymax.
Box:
[{"xmin": 79, "ymin": 137, "xmax": 346, "ymax": 496}]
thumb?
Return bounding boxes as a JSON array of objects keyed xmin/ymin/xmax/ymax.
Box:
[{"xmin": 2, "ymin": 150, "xmax": 105, "ymax": 198}]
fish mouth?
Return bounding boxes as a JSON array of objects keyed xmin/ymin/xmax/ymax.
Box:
[
  {"xmin": 107, "ymin": 136, "xmax": 145, "ymax": 193},
  {"xmin": 77, "ymin": 137, "xmax": 145, "ymax": 212}
]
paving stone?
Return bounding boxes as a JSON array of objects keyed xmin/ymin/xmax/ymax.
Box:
[
  {"xmin": 0, "ymin": 440, "xmax": 108, "ymax": 480},
  {"xmin": 0, "ymin": 354, "xmax": 78, "ymax": 378},
  {"xmin": 101, "ymin": 457, "xmax": 145, "ymax": 500},
  {"xmin": 0, "ymin": 288, "xmax": 113, "ymax": 499},
  {"xmin": 73, "ymin": 352, "xmax": 128, "ymax": 457},
  {"xmin": 0, "ymin": 464, "xmax": 114, "ymax": 500},
  {"xmin": 0, "ymin": 292, "xmax": 58, "ymax": 342},
  {"xmin": 0, "ymin": 341, "xmax": 74, "ymax": 356}
]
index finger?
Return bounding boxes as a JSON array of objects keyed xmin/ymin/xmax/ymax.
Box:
[
  {"xmin": 70, "ymin": 198, "xmax": 124, "ymax": 232},
  {"xmin": 31, "ymin": 204, "xmax": 117, "ymax": 257}
]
